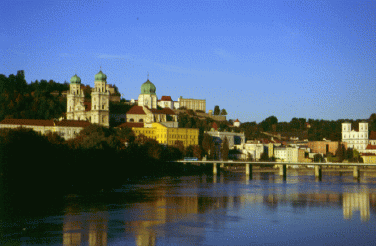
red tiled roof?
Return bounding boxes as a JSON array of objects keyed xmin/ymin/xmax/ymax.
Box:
[
  {"xmin": 150, "ymin": 108, "xmax": 164, "ymax": 114},
  {"xmin": 0, "ymin": 119, "xmax": 55, "ymax": 126},
  {"xmin": 118, "ymin": 122, "xmax": 144, "ymax": 128},
  {"xmin": 160, "ymin": 96, "xmax": 172, "ymax": 101},
  {"xmin": 361, "ymin": 153, "xmax": 376, "ymax": 156},
  {"xmin": 260, "ymin": 139, "xmax": 270, "ymax": 144},
  {"xmin": 56, "ymin": 120, "xmax": 91, "ymax": 127},
  {"xmin": 234, "ymin": 119, "xmax": 240, "ymax": 122},
  {"xmin": 159, "ymin": 108, "xmax": 176, "ymax": 115},
  {"xmin": 366, "ymin": 144, "xmax": 376, "ymax": 150},
  {"xmin": 212, "ymin": 122, "xmax": 218, "ymax": 130},
  {"xmin": 127, "ymin": 106, "xmax": 146, "ymax": 115},
  {"xmin": 370, "ymin": 131, "xmax": 376, "ymax": 140},
  {"xmin": 0, "ymin": 119, "xmax": 91, "ymax": 128}
]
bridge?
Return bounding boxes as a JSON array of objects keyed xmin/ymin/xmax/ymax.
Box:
[{"xmin": 175, "ymin": 160, "xmax": 376, "ymax": 180}]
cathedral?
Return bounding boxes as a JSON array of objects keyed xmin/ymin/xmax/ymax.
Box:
[
  {"xmin": 67, "ymin": 71, "xmax": 177, "ymax": 127},
  {"xmin": 67, "ymin": 71, "xmax": 110, "ymax": 127}
]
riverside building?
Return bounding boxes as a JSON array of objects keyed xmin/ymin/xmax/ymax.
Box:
[
  {"xmin": 119, "ymin": 122, "xmax": 199, "ymax": 147},
  {"xmin": 341, "ymin": 122, "xmax": 369, "ymax": 151}
]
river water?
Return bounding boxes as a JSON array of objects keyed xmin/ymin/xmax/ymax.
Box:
[{"xmin": 2, "ymin": 171, "xmax": 376, "ymax": 245}]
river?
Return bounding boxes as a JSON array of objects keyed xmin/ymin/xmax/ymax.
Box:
[{"xmin": 1, "ymin": 171, "xmax": 376, "ymax": 245}]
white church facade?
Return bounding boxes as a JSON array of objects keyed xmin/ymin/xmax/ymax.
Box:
[
  {"xmin": 66, "ymin": 71, "xmax": 110, "ymax": 127},
  {"xmin": 342, "ymin": 122, "xmax": 369, "ymax": 151}
]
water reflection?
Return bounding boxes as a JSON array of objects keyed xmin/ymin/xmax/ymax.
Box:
[
  {"xmin": 2, "ymin": 174, "xmax": 376, "ymax": 245},
  {"xmin": 63, "ymin": 207, "xmax": 108, "ymax": 246},
  {"xmin": 343, "ymin": 191, "xmax": 370, "ymax": 222}
]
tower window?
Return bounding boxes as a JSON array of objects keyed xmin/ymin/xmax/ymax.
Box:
[
  {"xmin": 102, "ymin": 105, "xmax": 104, "ymax": 110},
  {"xmin": 94, "ymin": 105, "xmax": 96, "ymax": 110}
]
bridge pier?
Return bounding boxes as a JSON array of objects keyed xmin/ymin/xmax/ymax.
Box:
[
  {"xmin": 315, "ymin": 166, "xmax": 322, "ymax": 180},
  {"xmin": 213, "ymin": 163, "xmax": 217, "ymax": 175},
  {"xmin": 245, "ymin": 163, "xmax": 252, "ymax": 179},
  {"xmin": 353, "ymin": 166, "xmax": 360, "ymax": 179},
  {"xmin": 279, "ymin": 165, "xmax": 287, "ymax": 180}
]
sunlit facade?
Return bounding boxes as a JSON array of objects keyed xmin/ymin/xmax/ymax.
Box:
[{"xmin": 129, "ymin": 122, "xmax": 199, "ymax": 147}]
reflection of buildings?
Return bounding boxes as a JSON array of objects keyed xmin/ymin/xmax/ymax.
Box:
[
  {"xmin": 60, "ymin": 178, "xmax": 376, "ymax": 246},
  {"xmin": 63, "ymin": 207, "xmax": 108, "ymax": 246},
  {"xmin": 343, "ymin": 192, "xmax": 370, "ymax": 222}
]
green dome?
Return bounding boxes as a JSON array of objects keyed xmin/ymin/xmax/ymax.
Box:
[
  {"xmin": 70, "ymin": 74, "xmax": 81, "ymax": 84},
  {"xmin": 141, "ymin": 79, "xmax": 156, "ymax": 95},
  {"xmin": 95, "ymin": 70, "xmax": 107, "ymax": 81}
]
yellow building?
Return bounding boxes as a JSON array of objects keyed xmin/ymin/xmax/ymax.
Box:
[
  {"xmin": 361, "ymin": 153, "xmax": 376, "ymax": 164},
  {"xmin": 119, "ymin": 122, "xmax": 199, "ymax": 147}
]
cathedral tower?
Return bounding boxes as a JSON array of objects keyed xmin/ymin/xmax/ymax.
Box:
[
  {"xmin": 67, "ymin": 74, "xmax": 86, "ymax": 120},
  {"xmin": 138, "ymin": 78, "xmax": 157, "ymax": 109},
  {"xmin": 91, "ymin": 70, "xmax": 110, "ymax": 126}
]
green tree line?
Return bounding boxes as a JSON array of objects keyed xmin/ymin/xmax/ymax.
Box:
[{"xmin": 0, "ymin": 71, "xmax": 68, "ymax": 121}]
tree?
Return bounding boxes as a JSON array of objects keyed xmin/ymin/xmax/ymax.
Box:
[
  {"xmin": 260, "ymin": 116, "xmax": 278, "ymax": 132},
  {"xmin": 335, "ymin": 142, "xmax": 345, "ymax": 162},
  {"xmin": 345, "ymin": 147, "xmax": 354, "ymax": 160},
  {"xmin": 185, "ymin": 145, "xmax": 194, "ymax": 157},
  {"xmin": 259, "ymin": 152, "xmax": 269, "ymax": 161},
  {"xmin": 221, "ymin": 137, "xmax": 229, "ymax": 161},
  {"xmin": 214, "ymin": 105, "xmax": 220, "ymax": 115},
  {"xmin": 202, "ymin": 133, "xmax": 213, "ymax": 155},
  {"xmin": 220, "ymin": 109, "xmax": 227, "ymax": 115},
  {"xmin": 209, "ymin": 143, "xmax": 217, "ymax": 160},
  {"xmin": 192, "ymin": 145, "xmax": 202, "ymax": 159},
  {"xmin": 314, "ymin": 154, "xmax": 324, "ymax": 162},
  {"xmin": 174, "ymin": 140, "xmax": 185, "ymax": 156}
]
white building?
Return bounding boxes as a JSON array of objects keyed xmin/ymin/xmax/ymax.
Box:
[
  {"xmin": 233, "ymin": 119, "xmax": 240, "ymax": 127},
  {"xmin": 274, "ymin": 146, "xmax": 303, "ymax": 163},
  {"xmin": 205, "ymin": 130, "xmax": 246, "ymax": 149},
  {"xmin": 234, "ymin": 142, "xmax": 264, "ymax": 160},
  {"xmin": 158, "ymin": 96, "xmax": 174, "ymax": 109},
  {"xmin": 0, "ymin": 119, "xmax": 90, "ymax": 140},
  {"xmin": 342, "ymin": 122, "xmax": 369, "ymax": 151}
]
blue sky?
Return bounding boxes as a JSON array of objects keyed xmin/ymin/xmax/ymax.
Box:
[{"xmin": 1, "ymin": 0, "xmax": 375, "ymax": 123}]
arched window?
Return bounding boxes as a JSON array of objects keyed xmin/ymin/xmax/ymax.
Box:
[
  {"xmin": 94, "ymin": 105, "xmax": 96, "ymax": 110},
  {"xmin": 102, "ymin": 105, "xmax": 104, "ymax": 110},
  {"xmin": 129, "ymin": 118, "xmax": 134, "ymax": 122},
  {"xmin": 139, "ymin": 119, "xmax": 144, "ymax": 123}
]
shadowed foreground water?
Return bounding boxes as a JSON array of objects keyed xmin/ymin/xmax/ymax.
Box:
[{"xmin": 2, "ymin": 171, "xmax": 376, "ymax": 245}]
